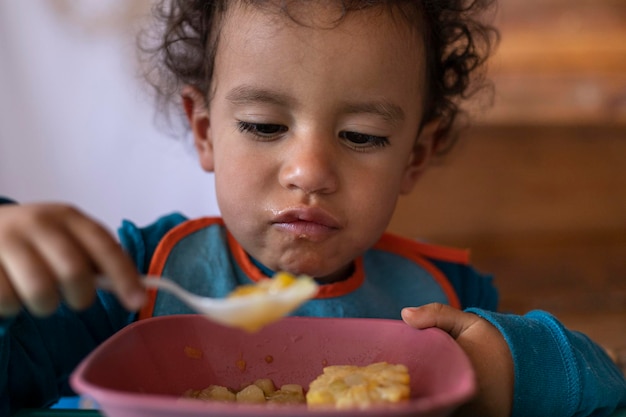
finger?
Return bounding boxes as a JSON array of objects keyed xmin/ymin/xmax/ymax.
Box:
[
  {"xmin": 401, "ymin": 303, "xmax": 479, "ymax": 339},
  {"xmin": 30, "ymin": 222, "xmax": 98, "ymax": 311},
  {"xmin": 0, "ymin": 263, "xmax": 22, "ymax": 317},
  {"xmin": 0, "ymin": 237, "xmax": 60, "ymax": 316},
  {"xmin": 403, "ymin": 304, "xmax": 514, "ymax": 417},
  {"xmin": 64, "ymin": 214, "xmax": 145, "ymax": 311}
]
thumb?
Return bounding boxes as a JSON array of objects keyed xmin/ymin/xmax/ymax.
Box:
[
  {"xmin": 402, "ymin": 303, "xmax": 514, "ymax": 417},
  {"xmin": 401, "ymin": 303, "xmax": 480, "ymax": 339}
]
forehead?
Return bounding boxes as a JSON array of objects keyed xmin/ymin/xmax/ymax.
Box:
[
  {"xmin": 234, "ymin": 0, "xmax": 423, "ymax": 29},
  {"xmin": 212, "ymin": 1, "xmax": 428, "ymax": 103},
  {"xmin": 215, "ymin": 1, "xmax": 427, "ymax": 64}
]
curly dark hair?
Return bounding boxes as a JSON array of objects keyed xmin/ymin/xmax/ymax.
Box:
[{"xmin": 138, "ymin": 0, "xmax": 498, "ymax": 154}]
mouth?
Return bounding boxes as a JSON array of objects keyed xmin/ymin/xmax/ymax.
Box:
[{"xmin": 271, "ymin": 207, "xmax": 341, "ymax": 242}]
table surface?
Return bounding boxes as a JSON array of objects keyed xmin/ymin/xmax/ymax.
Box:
[{"xmin": 12, "ymin": 408, "xmax": 626, "ymax": 417}]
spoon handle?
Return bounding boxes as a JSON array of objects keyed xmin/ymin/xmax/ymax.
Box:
[{"xmin": 97, "ymin": 275, "xmax": 213, "ymax": 305}]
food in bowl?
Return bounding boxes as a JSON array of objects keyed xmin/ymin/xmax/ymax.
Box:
[
  {"xmin": 183, "ymin": 378, "xmax": 306, "ymax": 404},
  {"xmin": 183, "ymin": 362, "xmax": 410, "ymax": 409},
  {"xmin": 70, "ymin": 315, "xmax": 477, "ymax": 417},
  {"xmin": 306, "ymin": 362, "xmax": 410, "ymax": 409}
]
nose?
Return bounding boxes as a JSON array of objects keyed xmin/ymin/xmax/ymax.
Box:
[{"xmin": 278, "ymin": 134, "xmax": 339, "ymax": 195}]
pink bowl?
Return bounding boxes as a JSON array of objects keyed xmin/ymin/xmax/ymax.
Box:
[{"xmin": 70, "ymin": 315, "xmax": 475, "ymax": 417}]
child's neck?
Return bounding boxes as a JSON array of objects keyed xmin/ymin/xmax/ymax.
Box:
[{"xmin": 248, "ymin": 254, "xmax": 354, "ymax": 285}]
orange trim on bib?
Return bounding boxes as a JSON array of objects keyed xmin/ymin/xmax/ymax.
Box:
[
  {"xmin": 374, "ymin": 233, "xmax": 466, "ymax": 309},
  {"xmin": 137, "ymin": 220, "xmax": 465, "ymax": 318},
  {"xmin": 376, "ymin": 233, "xmax": 470, "ymax": 265},
  {"xmin": 227, "ymin": 231, "xmax": 268, "ymax": 283},
  {"xmin": 228, "ymin": 231, "xmax": 365, "ymax": 299},
  {"xmin": 138, "ymin": 217, "xmax": 225, "ymax": 320},
  {"xmin": 314, "ymin": 258, "xmax": 365, "ymax": 299}
]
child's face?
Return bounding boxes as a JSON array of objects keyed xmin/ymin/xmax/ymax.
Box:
[{"xmin": 190, "ymin": 3, "xmax": 434, "ymax": 282}]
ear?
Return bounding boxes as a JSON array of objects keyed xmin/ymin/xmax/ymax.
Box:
[
  {"xmin": 181, "ymin": 85, "xmax": 214, "ymax": 172},
  {"xmin": 399, "ymin": 119, "xmax": 440, "ymax": 194}
]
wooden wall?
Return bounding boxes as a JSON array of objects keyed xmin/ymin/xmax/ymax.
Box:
[{"xmin": 387, "ymin": 0, "xmax": 626, "ymax": 351}]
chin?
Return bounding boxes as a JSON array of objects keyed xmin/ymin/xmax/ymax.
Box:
[
  {"xmin": 279, "ymin": 260, "xmax": 352, "ymax": 283},
  {"xmin": 264, "ymin": 243, "xmax": 356, "ymax": 280}
]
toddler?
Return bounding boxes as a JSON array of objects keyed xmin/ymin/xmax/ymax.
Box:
[{"xmin": 0, "ymin": 1, "xmax": 624, "ymax": 416}]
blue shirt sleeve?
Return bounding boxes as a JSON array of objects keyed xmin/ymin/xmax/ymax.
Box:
[
  {"xmin": 434, "ymin": 258, "xmax": 625, "ymax": 415},
  {"xmin": 0, "ymin": 198, "xmax": 166, "ymax": 416},
  {"xmin": 0, "ymin": 292, "xmax": 135, "ymax": 416},
  {"xmin": 0, "ymin": 197, "xmax": 16, "ymax": 205},
  {"xmin": 468, "ymin": 308, "xmax": 626, "ymax": 417}
]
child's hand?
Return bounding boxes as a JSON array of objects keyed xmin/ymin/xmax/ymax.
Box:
[
  {"xmin": 402, "ymin": 303, "xmax": 514, "ymax": 417},
  {"xmin": 0, "ymin": 203, "xmax": 145, "ymax": 317}
]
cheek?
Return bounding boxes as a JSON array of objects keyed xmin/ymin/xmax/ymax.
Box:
[
  {"xmin": 369, "ymin": 189, "xmax": 401, "ymax": 231},
  {"xmin": 213, "ymin": 147, "xmax": 252, "ymax": 214},
  {"xmin": 213, "ymin": 144, "xmax": 273, "ymax": 226},
  {"xmin": 215, "ymin": 169, "xmax": 253, "ymax": 213},
  {"xmin": 347, "ymin": 170, "xmax": 403, "ymax": 232}
]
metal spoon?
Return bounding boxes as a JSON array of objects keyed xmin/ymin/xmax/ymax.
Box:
[{"xmin": 97, "ymin": 274, "xmax": 318, "ymax": 332}]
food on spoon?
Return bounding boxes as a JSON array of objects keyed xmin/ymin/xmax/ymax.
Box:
[
  {"xmin": 225, "ymin": 272, "xmax": 318, "ymax": 332},
  {"xmin": 306, "ymin": 362, "xmax": 411, "ymax": 409},
  {"xmin": 228, "ymin": 272, "xmax": 306, "ymax": 297}
]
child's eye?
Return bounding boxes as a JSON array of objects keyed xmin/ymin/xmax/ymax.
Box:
[
  {"xmin": 339, "ymin": 131, "xmax": 389, "ymax": 149},
  {"xmin": 237, "ymin": 121, "xmax": 287, "ymax": 139}
]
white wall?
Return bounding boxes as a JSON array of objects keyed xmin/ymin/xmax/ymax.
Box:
[{"xmin": 0, "ymin": 0, "xmax": 220, "ymax": 233}]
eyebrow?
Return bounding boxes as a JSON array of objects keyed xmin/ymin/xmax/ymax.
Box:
[
  {"xmin": 342, "ymin": 101, "xmax": 405, "ymax": 125},
  {"xmin": 225, "ymin": 85, "xmax": 405, "ymax": 124},
  {"xmin": 226, "ymin": 85, "xmax": 295, "ymax": 107}
]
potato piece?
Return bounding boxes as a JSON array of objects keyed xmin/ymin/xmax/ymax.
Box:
[
  {"xmin": 279, "ymin": 384, "xmax": 304, "ymax": 394},
  {"xmin": 236, "ymin": 384, "xmax": 266, "ymax": 403},
  {"xmin": 267, "ymin": 384, "xmax": 306, "ymax": 404},
  {"xmin": 181, "ymin": 389, "xmax": 200, "ymax": 399},
  {"xmin": 253, "ymin": 378, "xmax": 276, "ymax": 396},
  {"xmin": 197, "ymin": 385, "xmax": 236, "ymax": 402}
]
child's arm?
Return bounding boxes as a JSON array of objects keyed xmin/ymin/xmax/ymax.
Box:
[
  {"xmin": 0, "ymin": 291, "xmax": 135, "ymax": 415},
  {"xmin": 0, "ymin": 197, "xmax": 16, "ymax": 205},
  {"xmin": 0, "ymin": 202, "xmax": 146, "ymax": 317},
  {"xmin": 0, "ymin": 201, "xmax": 187, "ymax": 415},
  {"xmin": 402, "ymin": 304, "xmax": 513, "ymax": 417},
  {"xmin": 0, "ymin": 200, "xmax": 150, "ymax": 414},
  {"xmin": 403, "ymin": 304, "xmax": 626, "ymax": 417}
]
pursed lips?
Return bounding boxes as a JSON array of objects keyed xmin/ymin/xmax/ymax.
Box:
[{"xmin": 271, "ymin": 207, "xmax": 341, "ymax": 242}]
